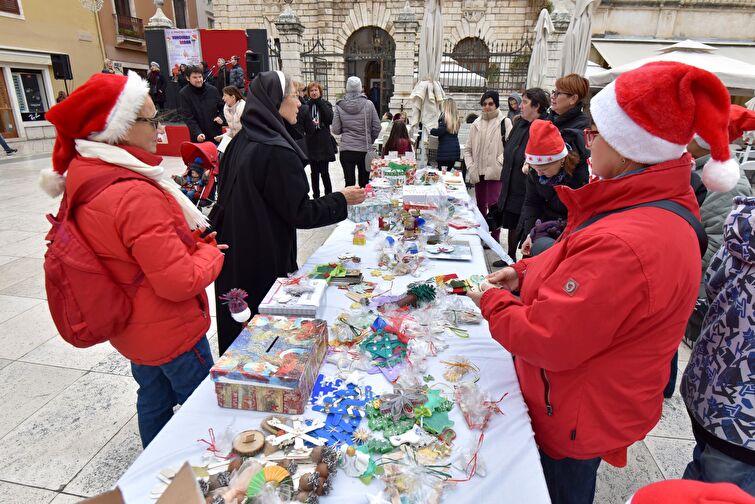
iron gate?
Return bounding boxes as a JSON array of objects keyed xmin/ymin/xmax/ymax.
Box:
[
  {"xmin": 301, "ymin": 37, "xmax": 330, "ymax": 101},
  {"xmin": 443, "ymin": 37, "xmax": 533, "ymax": 93}
]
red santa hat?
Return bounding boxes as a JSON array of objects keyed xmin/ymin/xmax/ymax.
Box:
[
  {"xmin": 628, "ymin": 479, "xmax": 755, "ymax": 504},
  {"xmin": 525, "ymin": 120, "xmax": 568, "ymax": 165},
  {"xmin": 40, "ymin": 71, "xmax": 149, "ymax": 197},
  {"xmin": 590, "ymin": 61, "xmax": 739, "ymax": 192},
  {"xmin": 693, "ymin": 105, "xmax": 755, "ymax": 150}
]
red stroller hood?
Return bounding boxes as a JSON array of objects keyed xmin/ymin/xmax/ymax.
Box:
[{"xmin": 180, "ymin": 141, "xmax": 219, "ymax": 174}]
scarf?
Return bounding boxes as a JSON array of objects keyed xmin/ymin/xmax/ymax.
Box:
[
  {"xmin": 481, "ymin": 110, "xmax": 499, "ymax": 121},
  {"xmin": 241, "ymin": 71, "xmax": 307, "ymax": 163},
  {"xmin": 74, "ymin": 139, "xmax": 209, "ymax": 230},
  {"xmin": 538, "ymin": 170, "xmax": 567, "ymax": 186}
]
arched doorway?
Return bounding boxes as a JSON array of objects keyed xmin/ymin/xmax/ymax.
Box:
[{"xmin": 344, "ymin": 27, "xmax": 395, "ymax": 115}]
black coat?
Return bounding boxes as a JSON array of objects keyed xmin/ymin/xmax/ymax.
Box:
[
  {"xmin": 179, "ymin": 83, "xmax": 224, "ymax": 142},
  {"xmin": 548, "ymin": 106, "xmax": 590, "ymax": 132},
  {"xmin": 519, "ymin": 129, "xmax": 590, "ymax": 240},
  {"xmin": 287, "ymin": 98, "xmax": 316, "ymax": 160},
  {"xmin": 147, "ymin": 71, "xmax": 166, "ymax": 105},
  {"xmin": 305, "ymin": 98, "xmax": 336, "ymax": 162},
  {"xmin": 215, "ymin": 67, "xmax": 229, "ymax": 92},
  {"xmin": 497, "ymin": 115, "xmax": 546, "ymax": 217},
  {"xmin": 212, "ymin": 132, "xmax": 348, "ymax": 352},
  {"xmin": 430, "ymin": 114, "xmax": 461, "ymax": 163}
]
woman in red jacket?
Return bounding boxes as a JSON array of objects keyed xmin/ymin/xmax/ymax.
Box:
[
  {"xmin": 42, "ymin": 72, "xmax": 225, "ymax": 447},
  {"xmin": 468, "ymin": 62, "xmax": 741, "ymax": 503}
]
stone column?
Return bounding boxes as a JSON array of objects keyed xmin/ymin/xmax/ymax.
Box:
[
  {"xmin": 388, "ymin": 5, "xmax": 419, "ymax": 114},
  {"xmin": 543, "ymin": 10, "xmax": 570, "ymax": 91},
  {"xmin": 275, "ymin": 8, "xmax": 305, "ymax": 82}
]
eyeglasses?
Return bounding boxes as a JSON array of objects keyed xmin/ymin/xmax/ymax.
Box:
[
  {"xmin": 135, "ymin": 116, "xmax": 161, "ymax": 129},
  {"xmin": 552, "ymin": 90, "xmax": 573, "ymax": 98},
  {"xmin": 583, "ymin": 128, "xmax": 599, "ymax": 147}
]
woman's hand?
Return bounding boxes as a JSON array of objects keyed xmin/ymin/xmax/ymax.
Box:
[
  {"xmin": 521, "ymin": 235, "xmax": 533, "ymax": 256},
  {"xmin": 213, "ymin": 116, "xmax": 224, "ymax": 125},
  {"xmin": 214, "ymin": 135, "xmax": 223, "ymax": 142},
  {"xmin": 339, "ymin": 186, "xmax": 366, "ymax": 205},
  {"xmin": 486, "ymin": 267, "xmax": 519, "ymax": 291},
  {"xmin": 522, "ymin": 162, "xmax": 530, "ymax": 175},
  {"xmin": 467, "ymin": 288, "xmax": 484, "ymax": 307}
]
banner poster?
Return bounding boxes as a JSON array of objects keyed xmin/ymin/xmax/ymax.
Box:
[{"xmin": 165, "ymin": 29, "xmax": 202, "ymax": 70}]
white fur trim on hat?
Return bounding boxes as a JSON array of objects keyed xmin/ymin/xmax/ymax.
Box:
[
  {"xmin": 692, "ymin": 134, "xmax": 710, "ymax": 150},
  {"xmin": 526, "ymin": 145, "xmax": 568, "ymax": 166},
  {"xmin": 90, "ymin": 71, "xmax": 149, "ymax": 144},
  {"xmin": 39, "ymin": 167, "xmax": 65, "ymax": 197},
  {"xmin": 702, "ymin": 157, "xmax": 740, "ymax": 193},
  {"xmin": 591, "ymin": 81, "xmax": 687, "ymax": 165}
]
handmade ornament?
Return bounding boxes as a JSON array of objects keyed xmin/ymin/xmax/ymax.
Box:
[
  {"xmin": 389, "ymin": 425, "xmax": 436, "ymax": 447},
  {"xmin": 380, "ymin": 448, "xmax": 448, "ymax": 504},
  {"xmin": 339, "ymin": 444, "xmax": 371, "ymax": 478},
  {"xmin": 441, "ymin": 357, "xmax": 480, "ymax": 383},
  {"xmin": 310, "ymin": 263, "xmax": 364, "ymax": 285},
  {"xmin": 265, "ymin": 417, "xmax": 326, "ymax": 459},
  {"xmin": 378, "ymin": 385, "xmax": 427, "ymax": 421},
  {"xmin": 258, "ymin": 278, "xmax": 327, "ymax": 318},
  {"xmin": 309, "ymin": 374, "xmax": 373, "ymax": 446},
  {"xmin": 245, "ymin": 465, "xmax": 293, "ymax": 499},
  {"xmin": 219, "ymin": 288, "xmax": 252, "ymax": 323},
  {"xmin": 232, "ymin": 430, "xmax": 265, "ymax": 457},
  {"xmin": 454, "ymin": 382, "xmax": 507, "ymax": 431},
  {"xmin": 359, "ymin": 328, "xmax": 407, "ymax": 370}
]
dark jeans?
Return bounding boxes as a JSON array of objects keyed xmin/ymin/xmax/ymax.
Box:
[
  {"xmin": 340, "ymin": 150, "xmax": 369, "ymax": 188},
  {"xmin": 0, "ymin": 134, "xmax": 12, "ymax": 153},
  {"xmin": 540, "ymin": 450, "xmax": 601, "ymax": 504},
  {"xmin": 663, "ymin": 350, "xmax": 678, "ymax": 398},
  {"xmin": 310, "ymin": 160, "xmax": 332, "ymax": 198},
  {"xmin": 130, "ymin": 336, "xmax": 213, "ymax": 447},
  {"xmin": 684, "ymin": 424, "xmax": 755, "ymax": 494}
]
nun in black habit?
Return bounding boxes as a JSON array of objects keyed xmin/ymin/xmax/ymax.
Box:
[{"xmin": 212, "ymin": 71, "xmax": 365, "ymax": 354}]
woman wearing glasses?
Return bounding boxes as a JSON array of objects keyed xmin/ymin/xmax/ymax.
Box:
[
  {"xmin": 548, "ymin": 74, "xmax": 591, "ymax": 133},
  {"xmin": 41, "ymin": 72, "xmax": 225, "ymax": 448},
  {"xmin": 468, "ymin": 62, "xmax": 741, "ymax": 503}
]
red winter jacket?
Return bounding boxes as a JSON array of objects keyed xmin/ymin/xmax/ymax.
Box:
[
  {"xmin": 480, "ymin": 155, "xmax": 701, "ymax": 464},
  {"xmin": 64, "ymin": 147, "xmax": 224, "ymax": 365}
]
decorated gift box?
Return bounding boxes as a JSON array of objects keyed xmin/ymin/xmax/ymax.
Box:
[
  {"xmin": 258, "ymin": 278, "xmax": 328, "ymax": 318},
  {"xmin": 210, "ymin": 315, "xmax": 328, "ymax": 414},
  {"xmin": 370, "ymin": 158, "xmax": 417, "ymax": 186},
  {"xmin": 347, "ymin": 195, "xmax": 394, "ymax": 223}
]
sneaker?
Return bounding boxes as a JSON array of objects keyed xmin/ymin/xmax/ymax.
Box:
[{"xmin": 5, "ymin": 148, "xmax": 17, "ymax": 155}]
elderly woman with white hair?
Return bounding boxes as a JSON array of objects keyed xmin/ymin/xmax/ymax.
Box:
[{"xmin": 42, "ymin": 72, "xmax": 226, "ymax": 447}]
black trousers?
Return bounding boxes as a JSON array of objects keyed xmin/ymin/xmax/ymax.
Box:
[
  {"xmin": 310, "ymin": 160, "xmax": 332, "ymax": 198},
  {"xmin": 540, "ymin": 450, "xmax": 601, "ymax": 504},
  {"xmin": 340, "ymin": 150, "xmax": 369, "ymax": 188}
]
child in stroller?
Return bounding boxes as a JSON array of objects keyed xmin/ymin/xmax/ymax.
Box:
[
  {"xmin": 173, "ymin": 141, "xmax": 219, "ymax": 208},
  {"xmin": 172, "ymin": 158, "xmax": 207, "ymax": 201}
]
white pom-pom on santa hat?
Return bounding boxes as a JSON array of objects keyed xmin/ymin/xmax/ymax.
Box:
[
  {"xmin": 591, "ymin": 61, "xmax": 738, "ymax": 192},
  {"xmin": 702, "ymin": 158, "xmax": 741, "ymax": 193},
  {"xmin": 39, "ymin": 167, "xmax": 66, "ymax": 197}
]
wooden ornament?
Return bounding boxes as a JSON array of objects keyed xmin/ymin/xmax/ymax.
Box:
[
  {"xmin": 232, "ymin": 429, "xmax": 265, "ymax": 457},
  {"xmin": 315, "ymin": 462, "xmax": 329, "ymax": 480},
  {"xmin": 227, "ymin": 457, "xmax": 242, "ymax": 473},
  {"xmin": 261, "ymin": 415, "xmax": 289, "ymax": 435},
  {"xmin": 298, "ymin": 474, "xmax": 313, "ymax": 492},
  {"xmin": 310, "ymin": 446, "xmax": 324, "ymax": 464}
]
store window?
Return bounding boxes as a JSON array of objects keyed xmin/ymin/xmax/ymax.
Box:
[
  {"xmin": 10, "ymin": 68, "xmax": 49, "ymax": 122},
  {"xmin": 173, "ymin": 0, "xmax": 187, "ymax": 29},
  {"xmin": 0, "ymin": 0, "xmax": 22, "ymax": 16}
]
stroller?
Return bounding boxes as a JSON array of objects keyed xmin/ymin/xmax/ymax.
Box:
[{"xmin": 177, "ymin": 141, "xmax": 219, "ymax": 209}]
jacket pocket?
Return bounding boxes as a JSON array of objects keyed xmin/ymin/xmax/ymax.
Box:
[{"xmin": 541, "ymin": 368, "xmax": 554, "ymax": 416}]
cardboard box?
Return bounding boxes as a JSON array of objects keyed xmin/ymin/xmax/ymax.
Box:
[
  {"xmin": 82, "ymin": 463, "xmax": 202, "ymax": 504},
  {"xmin": 258, "ymin": 278, "xmax": 328, "ymax": 318},
  {"xmin": 347, "ymin": 196, "xmax": 393, "ymax": 223},
  {"xmin": 210, "ymin": 315, "xmax": 328, "ymax": 414}
]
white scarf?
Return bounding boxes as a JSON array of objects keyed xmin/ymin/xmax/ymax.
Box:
[{"xmin": 75, "ymin": 139, "xmax": 209, "ymax": 230}]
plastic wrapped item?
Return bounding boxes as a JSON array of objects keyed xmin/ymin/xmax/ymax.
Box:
[{"xmin": 453, "ymin": 382, "xmax": 506, "ymax": 431}]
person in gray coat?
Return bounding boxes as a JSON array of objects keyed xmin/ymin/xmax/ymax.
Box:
[{"xmin": 331, "ymin": 76, "xmax": 381, "ymax": 187}]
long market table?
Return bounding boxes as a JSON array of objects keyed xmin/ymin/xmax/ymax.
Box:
[{"xmin": 117, "ymin": 185, "xmax": 550, "ymax": 503}]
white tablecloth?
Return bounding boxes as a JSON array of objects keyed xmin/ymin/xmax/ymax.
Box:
[{"xmin": 117, "ymin": 194, "xmax": 550, "ymax": 503}]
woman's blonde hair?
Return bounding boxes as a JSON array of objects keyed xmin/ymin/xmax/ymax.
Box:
[{"xmin": 441, "ymin": 98, "xmax": 460, "ymax": 135}]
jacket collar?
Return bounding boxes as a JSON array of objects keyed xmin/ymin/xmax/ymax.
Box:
[{"xmin": 555, "ymin": 153, "xmax": 699, "ymax": 231}]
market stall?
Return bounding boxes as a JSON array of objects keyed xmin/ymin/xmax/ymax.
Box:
[{"xmin": 116, "ymin": 167, "xmax": 549, "ymax": 503}]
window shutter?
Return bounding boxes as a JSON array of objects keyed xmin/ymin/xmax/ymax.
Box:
[{"xmin": 0, "ymin": 0, "xmax": 21, "ymax": 15}]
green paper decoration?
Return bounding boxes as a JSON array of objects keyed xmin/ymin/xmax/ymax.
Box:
[
  {"xmin": 407, "ymin": 282, "xmax": 437, "ymax": 305},
  {"xmin": 422, "ymin": 411, "xmax": 454, "ymax": 435}
]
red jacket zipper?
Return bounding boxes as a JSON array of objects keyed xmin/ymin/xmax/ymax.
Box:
[{"xmin": 541, "ymin": 368, "xmax": 553, "ymax": 416}]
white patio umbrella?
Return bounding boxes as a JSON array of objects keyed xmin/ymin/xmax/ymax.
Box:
[
  {"xmin": 413, "ymin": 56, "xmax": 487, "ymax": 90},
  {"xmin": 408, "ymin": 0, "xmax": 445, "ymax": 149},
  {"xmin": 589, "ymin": 40, "xmax": 755, "ymax": 93},
  {"xmin": 526, "ymin": 9, "xmax": 554, "ymax": 89},
  {"xmin": 558, "ymin": 0, "xmax": 597, "ymax": 76}
]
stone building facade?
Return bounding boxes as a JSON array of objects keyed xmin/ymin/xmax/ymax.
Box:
[{"xmin": 212, "ymin": 0, "xmax": 553, "ymax": 115}]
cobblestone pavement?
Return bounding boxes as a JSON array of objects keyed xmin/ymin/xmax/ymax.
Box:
[{"xmin": 0, "ymin": 153, "xmax": 693, "ymax": 503}]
